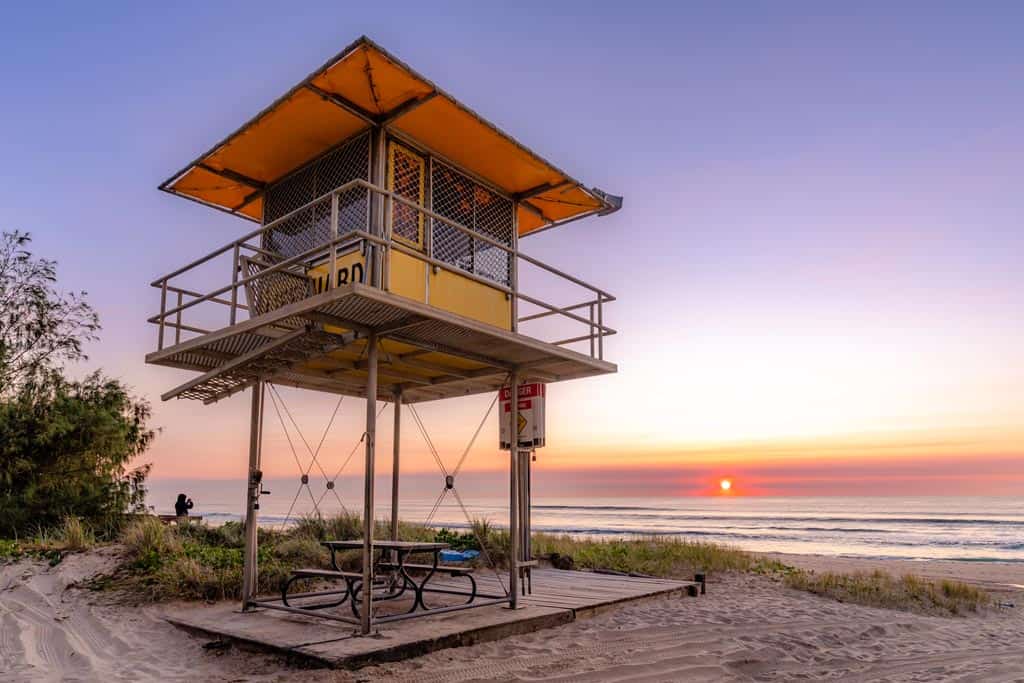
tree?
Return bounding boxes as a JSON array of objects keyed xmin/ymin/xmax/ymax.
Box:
[
  {"xmin": 0, "ymin": 231, "xmax": 99, "ymax": 398},
  {"xmin": 0, "ymin": 373, "xmax": 155, "ymax": 536},
  {"xmin": 0, "ymin": 231, "xmax": 154, "ymax": 537}
]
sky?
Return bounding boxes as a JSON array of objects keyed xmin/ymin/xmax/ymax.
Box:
[{"xmin": 1, "ymin": 1, "xmax": 1022, "ymax": 498}]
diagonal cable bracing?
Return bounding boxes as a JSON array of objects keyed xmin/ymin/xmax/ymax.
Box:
[
  {"xmin": 315, "ymin": 399, "xmax": 389, "ymax": 511},
  {"xmin": 409, "ymin": 385, "xmax": 512, "ymax": 594},
  {"xmin": 269, "ymin": 383, "xmax": 347, "ymax": 511}
]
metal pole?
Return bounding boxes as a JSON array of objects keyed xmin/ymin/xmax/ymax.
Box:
[
  {"xmin": 361, "ymin": 334, "xmax": 379, "ymax": 634},
  {"xmin": 391, "ymin": 388, "xmax": 402, "ymax": 545},
  {"xmin": 158, "ymin": 279, "xmax": 167, "ymax": 350},
  {"xmin": 526, "ymin": 449, "xmax": 532, "ymax": 594},
  {"xmin": 241, "ymin": 380, "xmax": 264, "ymax": 609},
  {"xmin": 175, "ymin": 290, "xmax": 183, "ymax": 345},
  {"xmin": 589, "ymin": 302, "xmax": 595, "ymax": 358},
  {"xmin": 511, "ymin": 202, "xmax": 519, "ymax": 332},
  {"xmin": 518, "ymin": 448, "xmax": 529, "ymax": 595},
  {"xmin": 370, "ymin": 127, "xmax": 386, "ymax": 289},
  {"xmin": 330, "ymin": 192, "xmax": 339, "ymax": 290},
  {"xmin": 522, "ymin": 449, "xmax": 532, "ymax": 594},
  {"xmin": 230, "ymin": 245, "xmax": 240, "ymax": 324},
  {"xmin": 508, "ymin": 372, "xmax": 520, "ymax": 607}
]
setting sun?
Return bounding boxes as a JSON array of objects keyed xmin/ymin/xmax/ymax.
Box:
[{"xmin": 720, "ymin": 479, "xmax": 732, "ymax": 492}]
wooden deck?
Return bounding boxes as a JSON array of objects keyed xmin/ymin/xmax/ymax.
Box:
[{"xmin": 165, "ymin": 568, "xmax": 699, "ymax": 669}]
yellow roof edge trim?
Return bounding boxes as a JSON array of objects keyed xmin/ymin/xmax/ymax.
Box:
[{"xmin": 158, "ymin": 36, "xmax": 621, "ymax": 231}]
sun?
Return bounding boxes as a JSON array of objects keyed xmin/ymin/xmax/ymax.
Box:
[{"xmin": 719, "ymin": 478, "xmax": 732, "ymax": 492}]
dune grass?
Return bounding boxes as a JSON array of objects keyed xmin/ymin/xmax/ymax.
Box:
[
  {"xmin": 784, "ymin": 568, "xmax": 991, "ymax": 615},
  {"xmin": 532, "ymin": 533, "xmax": 775, "ymax": 576},
  {"xmin": 23, "ymin": 515, "xmax": 984, "ymax": 617},
  {"xmin": 0, "ymin": 516, "xmax": 97, "ymax": 565}
]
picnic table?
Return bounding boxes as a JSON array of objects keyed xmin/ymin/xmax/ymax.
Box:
[{"xmin": 282, "ymin": 540, "xmax": 478, "ymax": 618}]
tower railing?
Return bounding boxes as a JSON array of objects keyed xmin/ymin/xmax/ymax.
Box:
[{"xmin": 148, "ymin": 179, "xmax": 616, "ymax": 360}]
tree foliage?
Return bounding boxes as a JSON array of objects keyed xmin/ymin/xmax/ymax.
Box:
[
  {"xmin": 0, "ymin": 230, "xmax": 100, "ymax": 398},
  {"xmin": 0, "ymin": 372, "xmax": 154, "ymax": 537},
  {"xmin": 0, "ymin": 231, "xmax": 153, "ymax": 537}
]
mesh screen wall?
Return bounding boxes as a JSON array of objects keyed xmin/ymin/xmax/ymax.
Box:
[
  {"xmin": 430, "ymin": 160, "xmax": 513, "ymax": 286},
  {"xmin": 262, "ymin": 132, "xmax": 371, "ymax": 260}
]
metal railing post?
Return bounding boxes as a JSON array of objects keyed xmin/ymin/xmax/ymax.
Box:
[
  {"xmin": 589, "ymin": 302, "xmax": 595, "ymax": 358},
  {"xmin": 230, "ymin": 245, "xmax": 240, "ymax": 324},
  {"xmin": 175, "ymin": 291, "xmax": 183, "ymax": 345},
  {"xmin": 597, "ymin": 295, "xmax": 604, "ymax": 360},
  {"xmin": 330, "ymin": 191, "xmax": 339, "ymax": 291},
  {"xmin": 158, "ymin": 279, "xmax": 167, "ymax": 350},
  {"xmin": 383, "ymin": 193, "xmax": 392, "ymax": 291}
]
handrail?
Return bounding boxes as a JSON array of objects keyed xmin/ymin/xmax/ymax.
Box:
[
  {"xmin": 149, "ymin": 179, "xmax": 615, "ymax": 359},
  {"xmin": 148, "ymin": 229, "xmax": 386, "ymax": 323},
  {"xmin": 149, "ymin": 180, "xmax": 365, "ymax": 286}
]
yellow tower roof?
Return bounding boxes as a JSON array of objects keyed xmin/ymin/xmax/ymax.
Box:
[{"xmin": 160, "ymin": 36, "xmax": 619, "ymax": 237}]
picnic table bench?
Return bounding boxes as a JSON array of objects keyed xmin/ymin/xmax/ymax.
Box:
[{"xmin": 282, "ymin": 540, "xmax": 478, "ymax": 616}]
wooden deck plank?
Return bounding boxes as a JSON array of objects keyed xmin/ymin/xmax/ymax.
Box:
[{"xmin": 164, "ymin": 569, "xmax": 698, "ymax": 670}]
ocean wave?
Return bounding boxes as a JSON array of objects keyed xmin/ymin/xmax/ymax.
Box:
[{"xmin": 534, "ymin": 509, "xmax": 1024, "ymax": 527}]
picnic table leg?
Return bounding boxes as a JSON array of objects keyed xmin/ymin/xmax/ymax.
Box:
[{"xmin": 410, "ymin": 549, "xmax": 440, "ymax": 611}]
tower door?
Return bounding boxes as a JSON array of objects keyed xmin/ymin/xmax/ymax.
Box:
[{"xmin": 387, "ymin": 141, "xmax": 425, "ymax": 250}]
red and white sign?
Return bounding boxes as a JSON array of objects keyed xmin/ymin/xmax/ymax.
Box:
[{"xmin": 499, "ymin": 383, "xmax": 545, "ymax": 450}]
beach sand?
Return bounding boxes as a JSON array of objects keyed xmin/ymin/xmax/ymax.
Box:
[{"xmin": 2, "ymin": 550, "xmax": 1022, "ymax": 682}]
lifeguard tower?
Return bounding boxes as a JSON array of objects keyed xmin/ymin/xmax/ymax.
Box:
[{"xmin": 146, "ymin": 37, "xmax": 628, "ymax": 638}]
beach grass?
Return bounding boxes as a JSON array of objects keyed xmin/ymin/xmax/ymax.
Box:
[
  {"xmin": 532, "ymin": 533, "xmax": 766, "ymax": 576},
  {"xmin": 6, "ymin": 514, "xmax": 990, "ymax": 616},
  {"xmin": 783, "ymin": 568, "xmax": 991, "ymax": 615}
]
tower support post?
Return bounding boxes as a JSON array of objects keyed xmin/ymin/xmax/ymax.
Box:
[
  {"xmin": 241, "ymin": 380, "xmax": 264, "ymax": 610},
  {"xmin": 391, "ymin": 388, "xmax": 402, "ymax": 555},
  {"xmin": 360, "ymin": 334, "xmax": 379, "ymax": 634},
  {"xmin": 508, "ymin": 372, "xmax": 520, "ymax": 607}
]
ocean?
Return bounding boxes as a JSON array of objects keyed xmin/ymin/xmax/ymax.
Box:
[{"xmin": 147, "ymin": 480, "xmax": 1024, "ymax": 562}]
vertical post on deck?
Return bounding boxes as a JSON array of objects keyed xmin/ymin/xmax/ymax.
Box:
[
  {"xmin": 369, "ymin": 126, "xmax": 386, "ymax": 289},
  {"xmin": 158, "ymin": 280, "xmax": 167, "ymax": 350},
  {"xmin": 519, "ymin": 448, "xmax": 531, "ymax": 594},
  {"xmin": 390, "ymin": 388, "xmax": 402, "ymax": 545},
  {"xmin": 241, "ymin": 380, "xmax": 264, "ymax": 610},
  {"xmin": 230, "ymin": 244, "xmax": 239, "ymax": 324},
  {"xmin": 361, "ymin": 334, "xmax": 379, "ymax": 634},
  {"xmin": 508, "ymin": 372, "xmax": 520, "ymax": 608},
  {"xmin": 526, "ymin": 449, "xmax": 533, "ymax": 594}
]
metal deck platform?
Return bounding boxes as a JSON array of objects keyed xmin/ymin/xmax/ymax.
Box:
[
  {"xmin": 165, "ymin": 569, "xmax": 698, "ymax": 669},
  {"xmin": 146, "ymin": 283, "xmax": 616, "ymax": 404}
]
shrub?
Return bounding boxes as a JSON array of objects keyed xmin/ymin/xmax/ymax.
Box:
[
  {"xmin": 54, "ymin": 516, "xmax": 94, "ymax": 551},
  {"xmin": 121, "ymin": 517, "xmax": 181, "ymax": 570}
]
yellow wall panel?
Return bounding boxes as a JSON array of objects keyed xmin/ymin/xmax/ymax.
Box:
[
  {"xmin": 429, "ymin": 269, "xmax": 511, "ymax": 330},
  {"xmin": 305, "ymin": 249, "xmax": 509, "ymax": 330}
]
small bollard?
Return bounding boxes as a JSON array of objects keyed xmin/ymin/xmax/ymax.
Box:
[
  {"xmin": 694, "ymin": 572, "xmax": 706, "ymax": 595},
  {"xmin": 685, "ymin": 584, "xmax": 699, "ymax": 597}
]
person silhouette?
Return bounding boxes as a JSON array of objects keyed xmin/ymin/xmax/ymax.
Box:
[{"xmin": 174, "ymin": 493, "xmax": 194, "ymax": 517}]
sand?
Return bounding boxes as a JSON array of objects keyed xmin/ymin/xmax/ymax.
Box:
[{"xmin": 1, "ymin": 550, "xmax": 1022, "ymax": 682}]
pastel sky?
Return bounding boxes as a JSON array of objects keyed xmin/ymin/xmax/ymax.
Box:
[{"xmin": 2, "ymin": 2, "xmax": 1022, "ymax": 497}]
